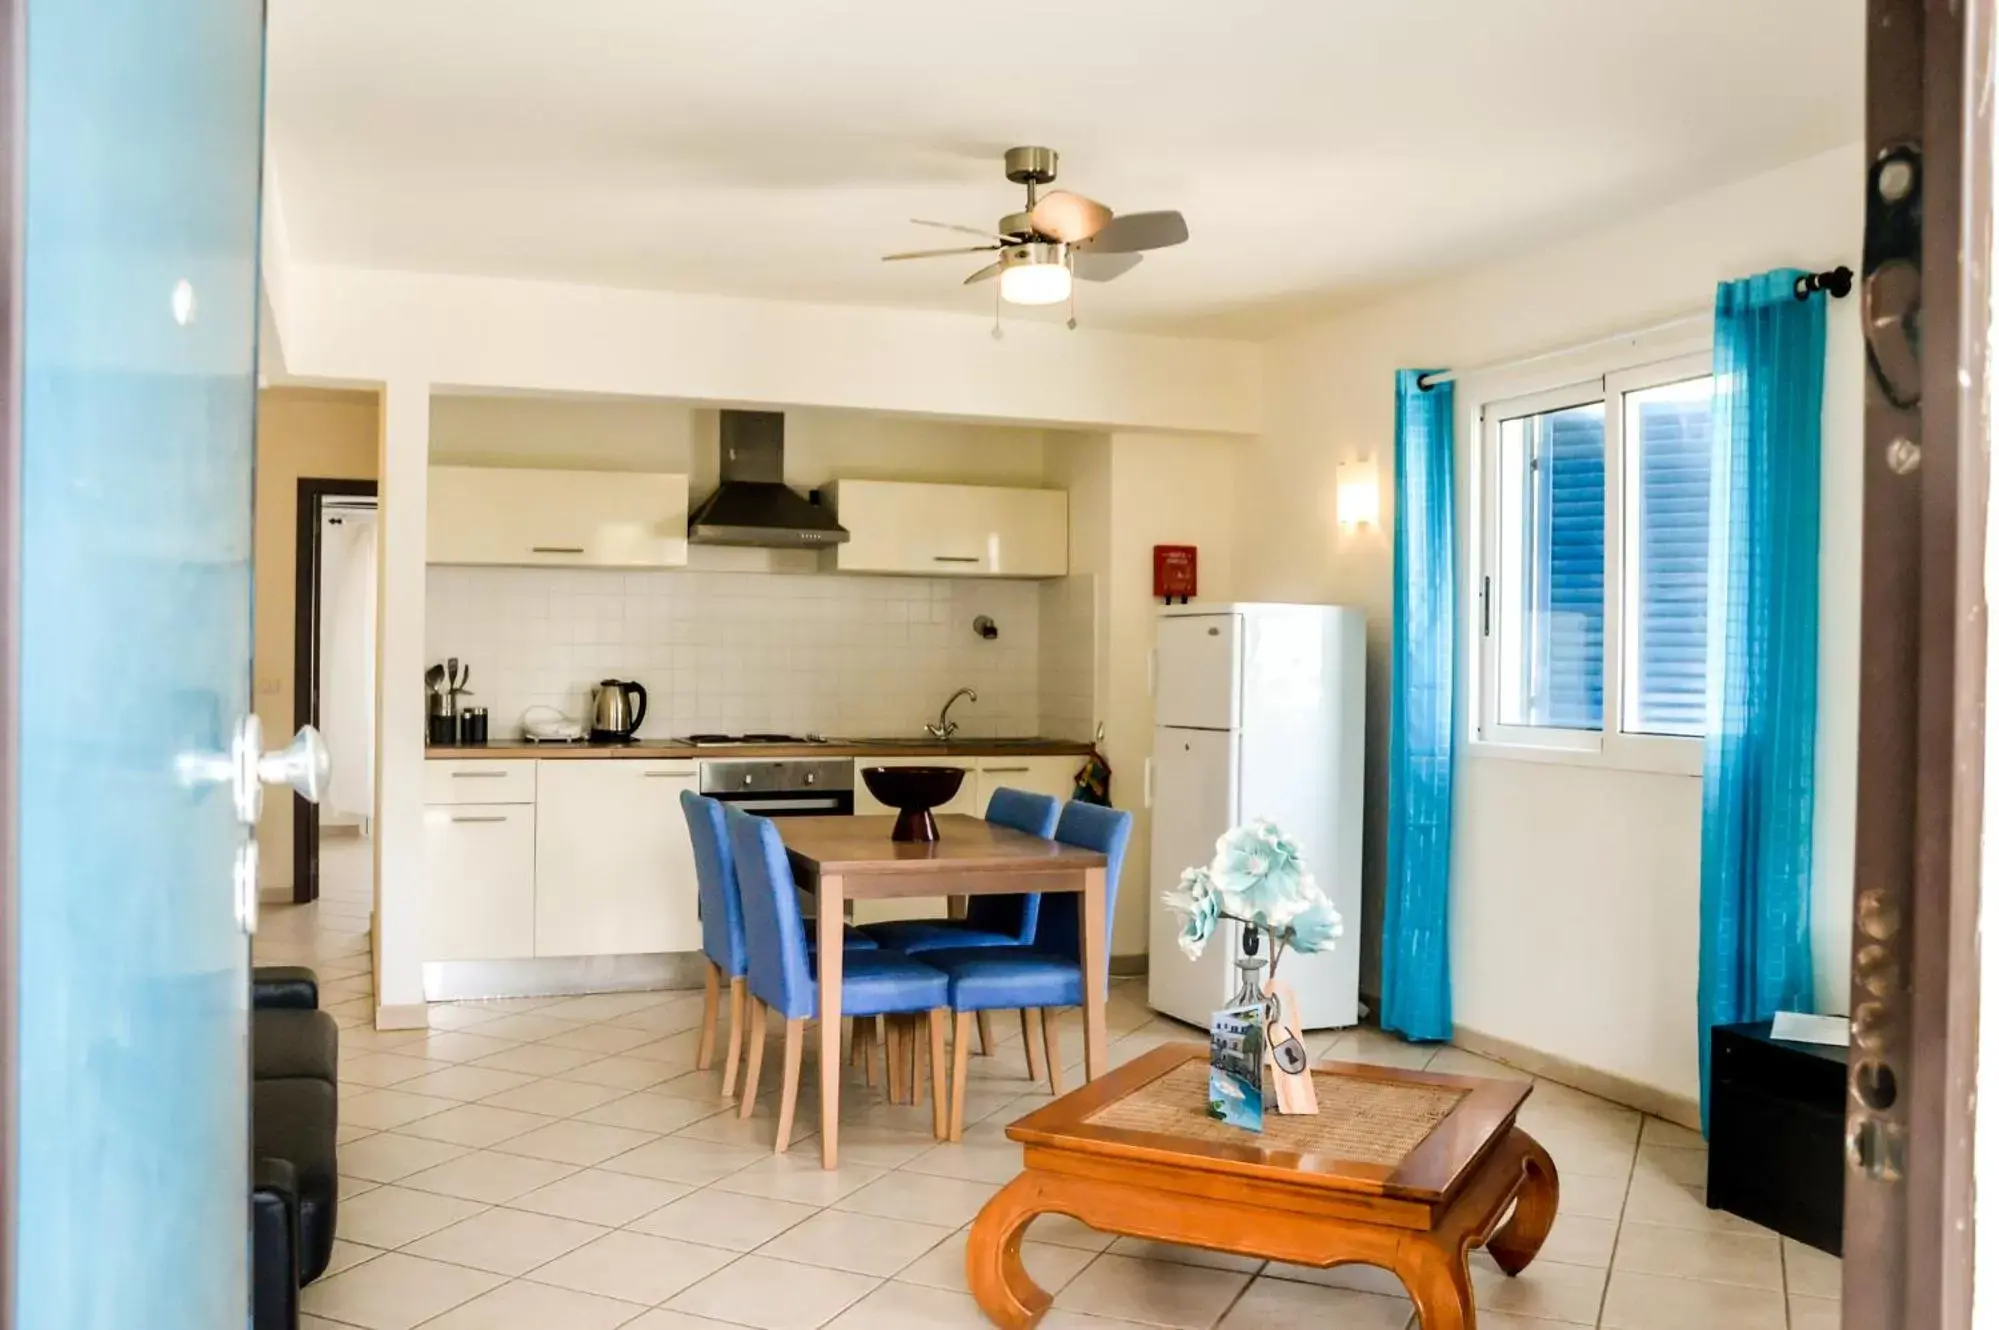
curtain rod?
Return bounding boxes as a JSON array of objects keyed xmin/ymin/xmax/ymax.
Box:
[{"xmin": 1416, "ymin": 264, "xmax": 1853, "ymax": 391}]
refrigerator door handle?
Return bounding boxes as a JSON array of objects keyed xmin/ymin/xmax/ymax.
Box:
[
  {"xmin": 1143, "ymin": 756, "xmax": 1154, "ymax": 809},
  {"xmin": 1147, "ymin": 647, "xmax": 1157, "ymax": 698}
]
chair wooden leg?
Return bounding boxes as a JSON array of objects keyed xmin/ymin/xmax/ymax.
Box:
[
  {"xmin": 775, "ymin": 1017, "xmax": 805, "ymax": 1154},
  {"xmin": 976, "ymin": 1010, "xmax": 994, "ymax": 1057},
  {"xmin": 1020, "ymin": 1009, "xmax": 1044, "ymax": 1083},
  {"xmin": 721, "ymin": 977, "xmax": 747, "ymax": 1099},
  {"xmin": 886, "ymin": 1016, "xmax": 907, "ymax": 1103},
  {"xmin": 951, "ymin": 1010, "xmax": 975, "ymax": 1142},
  {"xmin": 697, "ymin": 961, "xmax": 721, "ymax": 1071},
  {"xmin": 904, "ymin": 1015, "xmax": 922, "ymax": 1105},
  {"xmin": 928, "ymin": 1008, "xmax": 949, "ymax": 1138},
  {"xmin": 864, "ymin": 1016, "xmax": 881, "ymax": 1089},
  {"xmin": 739, "ymin": 999, "xmax": 769, "ymax": 1120},
  {"xmin": 1042, "ymin": 1009, "xmax": 1064, "ymax": 1096}
]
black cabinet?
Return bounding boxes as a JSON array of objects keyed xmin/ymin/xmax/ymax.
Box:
[{"xmin": 1707, "ymin": 1020, "xmax": 1846, "ymax": 1255}]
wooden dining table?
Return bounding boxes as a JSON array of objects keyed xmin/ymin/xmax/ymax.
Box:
[{"xmin": 779, "ymin": 813, "xmax": 1111, "ymax": 1169}]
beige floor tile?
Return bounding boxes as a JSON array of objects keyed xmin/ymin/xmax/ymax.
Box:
[
  {"xmin": 674, "ymin": 1104, "xmax": 821, "ymax": 1152},
  {"xmin": 302, "ymin": 1316, "xmax": 352, "ymax": 1330},
  {"xmin": 483, "ymin": 1077, "xmax": 633, "ymax": 1118},
  {"xmin": 1612, "ymin": 1221, "xmax": 1782, "ymax": 1290},
  {"xmin": 418, "ymin": 1278, "xmax": 648, "ymax": 1330},
  {"xmin": 1639, "ymin": 1117, "xmax": 1706, "ymax": 1150},
  {"xmin": 580, "ymin": 1091, "xmax": 731, "ymax": 1134},
  {"xmin": 1467, "ymin": 1252, "xmax": 1608, "ymax": 1323},
  {"xmin": 543, "ymin": 1022, "xmax": 666, "ymax": 1055},
  {"xmin": 630, "ymin": 1189, "xmax": 820, "ymax": 1251},
  {"xmin": 1783, "ymin": 1238, "xmax": 1842, "ymax": 1299},
  {"xmin": 405, "ymin": 1205, "xmax": 611, "ymax": 1276},
  {"xmin": 340, "ymin": 1052, "xmax": 456, "ymax": 1088},
  {"xmin": 396, "ymin": 1103, "xmax": 559, "ymax": 1149},
  {"xmin": 834, "ymin": 1172, "xmax": 998, "ymax": 1228},
  {"xmin": 1634, "ymin": 1144, "xmax": 1707, "ymax": 1187},
  {"xmin": 898, "ymin": 1228, "xmax": 1096, "ymax": 1297},
  {"xmin": 531, "ymin": 1229, "xmax": 739, "ymax": 1305},
  {"xmin": 335, "ymin": 1122, "xmax": 378, "ymax": 1146},
  {"xmin": 668, "ymin": 1253, "xmax": 880, "ymax": 1330},
  {"xmin": 1532, "ymin": 1126, "xmax": 1638, "ymax": 1182},
  {"xmin": 339, "ymin": 1175, "xmax": 381, "ymax": 1203},
  {"xmin": 323, "ymin": 1239, "xmax": 386, "ymax": 1279},
  {"xmin": 510, "ymin": 1167, "xmax": 694, "ymax": 1226},
  {"xmin": 1107, "ymin": 1237, "xmax": 1263, "ymax": 1274},
  {"xmin": 1620, "ymin": 1172, "xmax": 1769, "ymax": 1236},
  {"xmin": 609, "ymin": 1001, "xmax": 707, "ymax": 1035},
  {"xmin": 559, "ymin": 1054, "xmax": 679, "ymax": 1091},
  {"xmin": 1555, "ymin": 1170, "xmax": 1630, "ymax": 1222},
  {"xmin": 1039, "ymin": 1312, "xmax": 1170, "ymax": 1330},
  {"xmin": 1790, "ymin": 1293, "xmax": 1841, "ymax": 1330},
  {"xmin": 475, "ymin": 1043, "xmax": 605, "ymax": 1076},
  {"xmin": 337, "ymin": 1185, "xmax": 490, "ymax": 1248},
  {"xmin": 405, "ymin": 1031, "xmax": 520, "ymax": 1064},
  {"xmin": 900, "ymin": 1140, "xmax": 1024, "ymax": 1184},
  {"xmin": 301, "ymin": 1251, "xmax": 506, "ymax": 1330},
  {"xmin": 601, "ymin": 1135, "xmax": 771, "ymax": 1186},
  {"xmin": 395, "ymin": 1065, "xmax": 538, "ymax": 1103},
  {"xmin": 1218, "ymin": 1278, "xmax": 1410, "ymax": 1329},
  {"xmin": 543, "ymin": 990, "xmax": 674, "ymax": 1020},
  {"xmin": 824, "ymin": 1281, "xmax": 990, "ymax": 1329},
  {"xmin": 1473, "ymin": 1312, "xmax": 1593, "ymax": 1329},
  {"xmin": 422, "ymin": 1004, "xmax": 507, "ymax": 1031},
  {"xmin": 653, "ymin": 1067, "xmax": 736, "ymax": 1100},
  {"xmin": 1260, "ymin": 1258, "xmax": 1408, "ymax": 1297},
  {"xmin": 338, "ymin": 1132, "xmax": 472, "ymax": 1183},
  {"xmin": 497, "ymin": 1118, "xmax": 660, "ymax": 1166},
  {"xmin": 1537, "ymin": 1213, "xmax": 1618, "ymax": 1268},
  {"xmin": 398, "ymin": 1148, "xmax": 580, "ymax": 1204},
  {"xmin": 625, "ymin": 1311, "xmax": 758, "ymax": 1330},
  {"xmin": 1424, "ymin": 1046, "xmax": 1531, "ymax": 1080},
  {"xmin": 758, "ymin": 1209, "xmax": 954, "ymax": 1277},
  {"xmin": 1599, "ymin": 1269, "xmax": 1787, "ymax": 1330},
  {"xmin": 1055, "ymin": 1253, "xmax": 1252, "ymax": 1329},
  {"xmin": 1022, "ymin": 1212, "xmax": 1119, "ymax": 1253},
  {"xmin": 621, "ymin": 1034, "xmax": 704, "ymax": 1066},
  {"xmin": 475, "ymin": 1013, "xmax": 582, "ymax": 1042},
  {"xmin": 713, "ymin": 1154, "xmax": 889, "ymax": 1206},
  {"xmin": 344, "ymin": 1088, "xmax": 457, "ymax": 1131}
]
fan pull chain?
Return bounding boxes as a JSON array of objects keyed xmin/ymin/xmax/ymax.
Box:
[
  {"xmin": 1067, "ymin": 283, "xmax": 1078, "ymax": 331},
  {"xmin": 992, "ymin": 283, "xmax": 1004, "ymax": 340}
]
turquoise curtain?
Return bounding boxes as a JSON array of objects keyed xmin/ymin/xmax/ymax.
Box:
[
  {"xmin": 1697, "ymin": 270, "xmax": 1825, "ymax": 1128},
  {"xmin": 1382, "ymin": 370, "xmax": 1457, "ymax": 1041}
]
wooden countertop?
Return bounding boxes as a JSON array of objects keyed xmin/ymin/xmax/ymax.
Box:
[{"xmin": 424, "ymin": 738, "xmax": 1093, "ymax": 761}]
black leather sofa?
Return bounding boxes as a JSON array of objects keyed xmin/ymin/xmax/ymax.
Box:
[{"xmin": 251, "ymin": 967, "xmax": 340, "ymax": 1330}]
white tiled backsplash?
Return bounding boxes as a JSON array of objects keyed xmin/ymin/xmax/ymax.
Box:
[{"xmin": 426, "ymin": 566, "xmax": 1057, "ymax": 740}]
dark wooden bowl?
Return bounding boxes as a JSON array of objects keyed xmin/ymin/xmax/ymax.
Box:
[{"xmin": 861, "ymin": 765, "xmax": 966, "ymax": 842}]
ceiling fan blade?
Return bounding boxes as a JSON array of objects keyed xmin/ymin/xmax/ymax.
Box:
[
  {"xmin": 911, "ymin": 218, "xmax": 1014, "ymax": 243},
  {"xmin": 1030, "ymin": 190, "xmax": 1113, "ymax": 243},
  {"xmin": 1075, "ymin": 210, "xmax": 1189, "ymax": 254},
  {"xmin": 1074, "ymin": 251, "xmax": 1143, "ymax": 282},
  {"xmin": 964, "ymin": 262, "xmax": 1002, "ymax": 285},
  {"xmin": 883, "ymin": 245, "xmax": 1001, "ymax": 262}
]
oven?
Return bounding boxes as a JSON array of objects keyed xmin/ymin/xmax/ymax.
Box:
[{"xmin": 698, "ymin": 758, "xmax": 854, "ymax": 817}]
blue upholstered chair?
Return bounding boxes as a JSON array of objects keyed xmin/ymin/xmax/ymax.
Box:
[
  {"xmin": 681, "ymin": 791, "xmax": 875, "ymax": 1101},
  {"xmin": 726, "ymin": 808, "xmax": 953, "ymax": 1155},
  {"xmin": 861, "ymin": 787, "xmax": 1061, "ymax": 954},
  {"xmin": 925, "ymin": 801, "xmax": 1134, "ymax": 1137}
]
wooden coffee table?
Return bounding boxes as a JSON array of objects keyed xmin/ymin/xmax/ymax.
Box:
[{"xmin": 966, "ymin": 1045, "xmax": 1558, "ymax": 1329}]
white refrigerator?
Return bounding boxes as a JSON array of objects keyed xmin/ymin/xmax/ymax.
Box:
[{"xmin": 1145, "ymin": 602, "xmax": 1365, "ymax": 1031}]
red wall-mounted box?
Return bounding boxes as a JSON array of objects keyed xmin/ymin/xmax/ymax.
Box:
[{"xmin": 1153, "ymin": 545, "xmax": 1197, "ymax": 603}]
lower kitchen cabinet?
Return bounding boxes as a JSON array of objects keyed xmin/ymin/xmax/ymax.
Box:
[
  {"xmin": 422, "ymin": 803, "xmax": 537, "ymax": 961},
  {"xmin": 534, "ymin": 760, "xmax": 701, "ymax": 958},
  {"xmin": 974, "ymin": 754, "xmax": 1083, "ymax": 810}
]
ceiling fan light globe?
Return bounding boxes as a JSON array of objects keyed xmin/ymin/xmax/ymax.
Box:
[{"xmin": 1000, "ymin": 261, "xmax": 1072, "ymax": 306}]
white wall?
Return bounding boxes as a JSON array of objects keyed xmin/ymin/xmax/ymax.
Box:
[{"xmin": 1240, "ymin": 144, "xmax": 1864, "ymax": 1103}]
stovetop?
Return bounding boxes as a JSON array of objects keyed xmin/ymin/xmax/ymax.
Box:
[{"xmin": 677, "ymin": 732, "xmax": 830, "ymax": 748}]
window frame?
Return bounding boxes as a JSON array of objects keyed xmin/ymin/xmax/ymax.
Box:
[{"xmin": 1469, "ymin": 349, "xmax": 1712, "ymax": 777}]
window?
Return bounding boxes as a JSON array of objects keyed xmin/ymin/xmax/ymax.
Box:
[{"xmin": 1475, "ymin": 353, "xmax": 1712, "ymax": 770}]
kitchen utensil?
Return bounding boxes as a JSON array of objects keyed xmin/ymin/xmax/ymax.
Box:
[
  {"xmin": 589, "ymin": 679, "xmax": 648, "ymax": 743},
  {"xmin": 859, "ymin": 765, "xmax": 965, "ymax": 842},
  {"xmin": 460, "ymin": 707, "xmax": 489, "ymax": 746},
  {"xmin": 447, "ymin": 657, "xmax": 460, "ymax": 689},
  {"xmin": 426, "ymin": 663, "xmax": 446, "ymax": 694}
]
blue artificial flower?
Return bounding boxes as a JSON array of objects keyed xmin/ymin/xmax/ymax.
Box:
[
  {"xmin": 1284, "ymin": 886, "xmax": 1344, "ymax": 955},
  {"xmin": 1160, "ymin": 866, "xmax": 1221, "ymax": 960},
  {"xmin": 1209, "ymin": 819, "xmax": 1313, "ymax": 928}
]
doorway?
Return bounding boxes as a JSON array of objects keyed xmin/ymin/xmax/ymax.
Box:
[{"xmin": 292, "ymin": 478, "xmax": 378, "ymax": 905}]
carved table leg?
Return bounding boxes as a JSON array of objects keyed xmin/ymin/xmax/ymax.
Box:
[
  {"xmin": 967, "ymin": 1174, "xmax": 1056, "ymax": 1328},
  {"xmin": 1400, "ymin": 1236, "xmax": 1476, "ymax": 1330},
  {"xmin": 1485, "ymin": 1128, "xmax": 1559, "ymax": 1276}
]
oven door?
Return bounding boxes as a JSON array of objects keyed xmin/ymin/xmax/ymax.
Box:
[{"xmin": 710, "ymin": 793, "xmax": 854, "ymax": 818}]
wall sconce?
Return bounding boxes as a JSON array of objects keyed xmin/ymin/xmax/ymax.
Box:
[{"xmin": 1336, "ymin": 458, "xmax": 1380, "ymax": 531}]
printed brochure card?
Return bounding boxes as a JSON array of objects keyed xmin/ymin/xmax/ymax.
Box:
[{"xmin": 1208, "ymin": 1002, "xmax": 1266, "ymax": 1133}]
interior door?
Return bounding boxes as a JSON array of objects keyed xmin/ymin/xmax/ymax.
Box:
[
  {"xmin": 1154, "ymin": 614, "xmax": 1240, "ymax": 730},
  {"xmin": 10, "ymin": 1, "xmax": 269, "ymax": 1324}
]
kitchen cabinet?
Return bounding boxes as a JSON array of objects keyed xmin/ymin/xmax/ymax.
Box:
[
  {"xmin": 974, "ymin": 754, "xmax": 1083, "ymax": 811},
  {"xmin": 423, "ymin": 759, "xmax": 536, "ymax": 806},
  {"xmin": 427, "ymin": 465, "xmax": 690, "ymax": 568},
  {"xmin": 422, "ymin": 803, "xmax": 537, "ymax": 961},
  {"xmin": 533, "ymin": 759, "xmax": 701, "ymax": 958},
  {"xmin": 821, "ymin": 479, "xmax": 1067, "ymax": 578}
]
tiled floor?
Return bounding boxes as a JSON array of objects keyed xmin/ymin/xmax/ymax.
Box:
[{"xmin": 256, "ymin": 837, "xmax": 1842, "ymax": 1330}]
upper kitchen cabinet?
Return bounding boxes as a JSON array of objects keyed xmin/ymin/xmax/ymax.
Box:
[
  {"xmin": 821, "ymin": 479, "xmax": 1067, "ymax": 578},
  {"xmin": 427, "ymin": 465, "xmax": 690, "ymax": 568}
]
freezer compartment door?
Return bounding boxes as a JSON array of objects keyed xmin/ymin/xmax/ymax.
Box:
[
  {"xmin": 1146, "ymin": 726, "xmax": 1239, "ymax": 1025},
  {"xmin": 1154, "ymin": 613, "xmax": 1240, "ymax": 730}
]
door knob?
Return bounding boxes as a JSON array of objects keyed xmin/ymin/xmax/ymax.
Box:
[
  {"xmin": 177, "ymin": 715, "xmax": 332, "ymax": 826},
  {"xmin": 259, "ymin": 724, "xmax": 331, "ymax": 805}
]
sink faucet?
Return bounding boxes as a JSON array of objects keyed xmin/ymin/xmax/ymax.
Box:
[{"xmin": 925, "ymin": 687, "xmax": 978, "ymax": 740}]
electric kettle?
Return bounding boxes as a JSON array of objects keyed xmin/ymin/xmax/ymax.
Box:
[{"xmin": 589, "ymin": 679, "xmax": 648, "ymax": 743}]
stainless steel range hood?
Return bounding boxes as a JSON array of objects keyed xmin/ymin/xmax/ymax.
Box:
[{"xmin": 687, "ymin": 410, "xmax": 850, "ymax": 549}]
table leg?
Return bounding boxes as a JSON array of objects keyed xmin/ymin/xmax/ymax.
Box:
[
  {"xmin": 1485, "ymin": 1129, "xmax": 1559, "ymax": 1275},
  {"xmin": 1081, "ymin": 866, "xmax": 1108, "ymax": 1081},
  {"xmin": 1400, "ymin": 1239, "xmax": 1474, "ymax": 1330},
  {"xmin": 817, "ymin": 874, "xmax": 845, "ymax": 1169},
  {"xmin": 966, "ymin": 1174, "xmax": 1057, "ymax": 1328}
]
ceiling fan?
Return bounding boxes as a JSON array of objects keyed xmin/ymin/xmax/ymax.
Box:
[{"xmin": 882, "ymin": 146, "xmax": 1188, "ymax": 316}]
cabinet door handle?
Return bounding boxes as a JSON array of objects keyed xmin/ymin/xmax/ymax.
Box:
[
  {"xmin": 450, "ymin": 814, "xmax": 509, "ymax": 824},
  {"xmin": 451, "ymin": 770, "xmax": 509, "ymax": 779},
  {"xmin": 531, "ymin": 545, "xmax": 585, "ymax": 554},
  {"xmin": 983, "ymin": 766, "xmax": 1030, "ymax": 774},
  {"xmin": 642, "ymin": 771, "xmax": 693, "ymax": 778},
  {"xmin": 932, "ymin": 555, "xmax": 980, "ymax": 564}
]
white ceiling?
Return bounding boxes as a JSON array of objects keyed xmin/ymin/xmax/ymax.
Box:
[{"xmin": 267, "ymin": 1, "xmax": 1862, "ymax": 339}]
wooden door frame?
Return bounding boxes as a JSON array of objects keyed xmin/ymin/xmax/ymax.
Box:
[
  {"xmin": 291, "ymin": 476, "xmax": 377, "ymax": 904},
  {"xmin": 1848, "ymin": 1, "xmax": 1990, "ymax": 1326}
]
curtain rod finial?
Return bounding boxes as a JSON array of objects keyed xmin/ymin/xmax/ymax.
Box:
[{"xmin": 1795, "ymin": 265, "xmax": 1854, "ymax": 301}]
